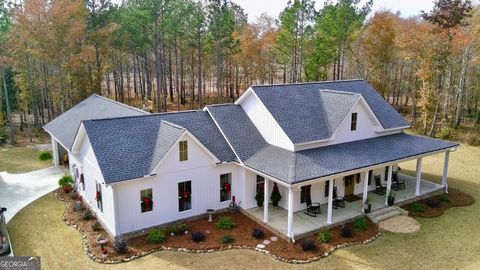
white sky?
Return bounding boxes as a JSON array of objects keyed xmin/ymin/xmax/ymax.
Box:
[{"xmin": 232, "ymin": 0, "xmax": 435, "ymax": 22}]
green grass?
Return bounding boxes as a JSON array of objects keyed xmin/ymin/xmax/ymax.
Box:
[
  {"xmin": 0, "ymin": 146, "xmax": 52, "ymax": 173},
  {"xmin": 7, "ymin": 145, "xmax": 480, "ymax": 269}
]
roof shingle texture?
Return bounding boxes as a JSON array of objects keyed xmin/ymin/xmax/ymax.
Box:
[
  {"xmin": 207, "ymin": 104, "xmax": 458, "ymax": 184},
  {"xmin": 43, "ymin": 94, "xmax": 148, "ymax": 150},
  {"xmin": 83, "ymin": 111, "xmax": 237, "ymax": 184},
  {"xmin": 251, "ymin": 80, "xmax": 409, "ymax": 143}
]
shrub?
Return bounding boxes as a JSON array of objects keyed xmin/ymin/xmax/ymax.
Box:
[
  {"xmin": 438, "ymin": 194, "xmax": 451, "ymax": 203},
  {"xmin": 216, "ymin": 216, "xmax": 235, "ymax": 230},
  {"xmin": 113, "ymin": 239, "xmax": 128, "ymax": 254},
  {"xmin": 147, "ymin": 229, "xmax": 166, "ymax": 244},
  {"xmin": 91, "ymin": 221, "xmax": 102, "ymax": 231},
  {"xmin": 341, "ymin": 226, "xmax": 353, "ymax": 238},
  {"xmin": 221, "ymin": 235, "xmax": 234, "ymax": 244},
  {"xmin": 467, "ymin": 134, "xmax": 480, "ymax": 146},
  {"xmin": 317, "ymin": 230, "xmax": 331, "ymax": 244},
  {"xmin": 38, "ymin": 151, "xmax": 53, "ymax": 161},
  {"xmin": 167, "ymin": 223, "xmax": 189, "ymax": 234},
  {"xmin": 410, "ymin": 202, "xmax": 425, "ymax": 213},
  {"xmin": 300, "ymin": 239, "xmax": 316, "ymax": 251},
  {"xmin": 191, "ymin": 232, "xmax": 206, "ymax": 243},
  {"xmin": 252, "ymin": 228, "xmax": 264, "ymax": 239},
  {"xmin": 353, "ymin": 216, "xmax": 367, "ymax": 232},
  {"xmin": 58, "ymin": 175, "xmax": 74, "ymax": 189},
  {"xmin": 83, "ymin": 210, "xmax": 92, "ymax": 220},
  {"xmin": 426, "ymin": 198, "xmax": 441, "ymax": 208},
  {"xmin": 0, "ymin": 135, "xmax": 6, "ymax": 144}
]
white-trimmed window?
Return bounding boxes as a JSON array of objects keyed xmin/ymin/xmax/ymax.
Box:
[
  {"xmin": 140, "ymin": 188, "xmax": 153, "ymax": 213},
  {"xmin": 351, "ymin": 113, "xmax": 358, "ymax": 131},
  {"xmin": 256, "ymin": 175, "xmax": 265, "ymax": 193},
  {"xmin": 300, "ymin": 185, "xmax": 311, "ymax": 204},
  {"xmin": 220, "ymin": 173, "xmax": 232, "ymax": 202},
  {"xmin": 179, "ymin": 141, "xmax": 188, "ymax": 161},
  {"xmin": 96, "ymin": 182, "xmax": 103, "ymax": 212}
]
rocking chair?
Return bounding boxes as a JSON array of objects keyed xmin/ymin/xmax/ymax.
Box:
[
  {"xmin": 304, "ymin": 194, "xmax": 321, "ymax": 217},
  {"xmin": 333, "ymin": 186, "xmax": 345, "ymax": 209},
  {"xmin": 374, "ymin": 176, "xmax": 387, "ymax": 195},
  {"xmin": 392, "ymin": 172, "xmax": 406, "ymax": 190}
]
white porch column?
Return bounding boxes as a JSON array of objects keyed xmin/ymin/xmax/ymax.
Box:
[
  {"xmin": 263, "ymin": 178, "xmax": 269, "ymax": 223},
  {"xmin": 442, "ymin": 151, "xmax": 450, "ymax": 193},
  {"xmin": 287, "ymin": 187, "xmax": 294, "ymax": 241},
  {"xmin": 327, "ymin": 180, "xmax": 334, "ymax": 224},
  {"xmin": 385, "ymin": 165, "xmax": 393, "ymax": 205},
  {"xmin": 51, "ymin": 136, "xmax": 59, "ymax": 166},
  {"xmin": 362, "ymin": 172, "xmax": 369, "ymax": 211},
  {"xmin": 415, "ymin": 158, "xmax": 423, "ymax": 196}
]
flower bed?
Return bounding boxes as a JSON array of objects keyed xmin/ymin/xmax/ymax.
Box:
[
  {"xmin": 402, "ymin": 188, "xmax": 474, "ymax": 218},
  {"xmin": 56, "ymin": 189, "xmax": 380, "ymax": 264}
]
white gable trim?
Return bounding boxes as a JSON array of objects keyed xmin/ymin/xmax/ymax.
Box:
[
  {"xmin": 204, "ymin": 106, "xmax": 243, "ymax": 163},
  {"xmin": 149, "ymin": 130, "xmax": 221, "ymax": 174},
  {"xmin": 71, "ymin": 123, "xmax": 87, "ymax": 153},
  {"xmin": 234, "ymin": 87, "xmax": 254, "ymax": 105}
]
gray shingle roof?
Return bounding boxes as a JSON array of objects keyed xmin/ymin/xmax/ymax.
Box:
[
  {"xmin": 83, "ymin": 110, "xmax": 237, "ymax": 184},
  {"xmin": 207, "ymin": 104, "xmax": 458, "ymax": 184},
  {"xmin": 43, "ymin": 94, "xmax": 148, "ymax": 150},
  {"xmin": 251, "ymin": 80, "xmax": 409, "ymax": 144}
]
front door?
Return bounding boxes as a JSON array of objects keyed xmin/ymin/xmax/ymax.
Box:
[{"xmin": 344, "ymin": 175, "xmax": 355, "ymax": 197}]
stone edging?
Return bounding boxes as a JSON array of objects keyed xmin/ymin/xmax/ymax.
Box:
[{"xmin": 55, "ymin": 192, "xmax": 382, "ymax": 265}]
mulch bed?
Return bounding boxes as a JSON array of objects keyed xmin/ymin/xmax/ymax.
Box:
[
  {"xmin": 56, "ymin": 188, "xmax": 380, "ymax": 264},
  {"xmin": 402, "ymin": 188, "xmax": 475, "ymax": 218}
]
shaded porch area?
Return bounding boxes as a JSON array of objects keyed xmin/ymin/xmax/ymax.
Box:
[{"xmin": 245, "ymin": 174, "xmax": 443, "ymax": 239}]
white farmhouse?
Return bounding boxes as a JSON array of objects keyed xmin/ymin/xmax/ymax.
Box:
[{"xmin": 44, "ymin": 80, "xmax": 458, "ymax": 241}]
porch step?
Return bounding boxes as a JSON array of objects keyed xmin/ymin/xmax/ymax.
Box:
[{"xmin": 367, "ymin": 206, "xmax": 407, "ymax": 224}]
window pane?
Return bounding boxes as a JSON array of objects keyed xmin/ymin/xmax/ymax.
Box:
[
  {"xmin": 141, "ymin": 188, "xmax": 153, "ymax": 213},
  {"xmin": 178, "ymin": 181, "xmax": 191, "ymax": 211},
  {"xmin": 179, "ymin": 141, "xmax": 188, "ymax": 161}
]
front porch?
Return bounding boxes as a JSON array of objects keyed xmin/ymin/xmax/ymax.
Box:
[{"xmin": 245, "ymin": 174, "xmax": 443, "ymax": 239}]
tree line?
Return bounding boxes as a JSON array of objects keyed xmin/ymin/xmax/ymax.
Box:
[{"xmin": 0, "ymin": 0, "xmax": 479, "ymax": 144}]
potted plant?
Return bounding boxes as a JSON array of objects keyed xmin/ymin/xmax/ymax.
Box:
[
  {"xmin": 270, "ymin": 183, "xmax": 282, "ymax": 207},
  {"xmin": 387, "ymin": 192, "xmax": 395, "ymax": 206},
  {"xmin": 58, "ymin": 175, "xmax": 74, "ymax": 193},
  {"xmin": 363, "ymin": 198, "xmax": 372, "ymax": 213},
  {"xmin": 255, "ymin": 191, "xmax": 264, "ymax": 207}
]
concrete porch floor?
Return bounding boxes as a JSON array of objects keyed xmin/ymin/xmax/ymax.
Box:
[{"xmin": 245, "ymin": 174, "xmax": 444, "ymax": 239}]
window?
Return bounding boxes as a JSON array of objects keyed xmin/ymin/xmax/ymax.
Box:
[
  {"xmin": 80, "ymin": 173, "xmax": 85, "ymax": 191},
  {"xmin": 368, "ymin": 170, "xmax": 373, "ymax": 185},
  {"xmin": 178, "ymin": 181, "xmax": 192, "ymax": 212},
  {"xmin": 351, "ymin": 113, "xmax": 358, "ymax": 131},
  {"xmin": 256, "ymin": 175, "xmax": 265, "ymax": 193},
  {"xmin": 220, "ymin": 173, "xmax": 232, "ymax": 202},
  {"xmin": 179, "ymin": 141, "xmax": 188, "ymax": 161},
  {"xmin": 300, "ymin": 185, "xmax": 311, "ymax": 204},
  {"xmin": 95, "ymin": 182, "xmax": 103, "ymax": 212},
  {"xmin": 140, "ymin": 188, "xmax": 153, "ymax": 213},
  {"xmin": 324, "ymin": 181, "xmax": 330, "ymax": 197}
]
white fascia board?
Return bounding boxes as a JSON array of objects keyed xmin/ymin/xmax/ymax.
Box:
[
  {"xmin": 234, "ymin": 87, "xmax": 254, "ymax": 105},
  {"xmin": 71, "ymin": 123, "xmax": 86, "ymax": 153}
]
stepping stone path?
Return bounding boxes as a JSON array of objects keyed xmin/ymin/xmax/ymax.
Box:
[
  {"xmin": 270, "ymin": 236, "xmax": 278, "ymax": 242},
  {"xmin": 256, "ymin": 244, "xmax": 266, "ymax": 249},
  {"xmin": 262, "ymin": 240, "xmax": 271, "ymax": 245}
]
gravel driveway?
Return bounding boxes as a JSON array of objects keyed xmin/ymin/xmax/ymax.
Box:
[{"xmin": 0, "ymin": 166, "xmax": 65, "ymax": 222}]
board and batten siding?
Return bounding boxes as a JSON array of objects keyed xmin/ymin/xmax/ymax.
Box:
[
  {"xmin": 239, "ymin": 89, "xmax": 294, "ymax": 151},
  {"xmin": 114, "ymin": 133, "xmax": 245, "ymax": 235}
]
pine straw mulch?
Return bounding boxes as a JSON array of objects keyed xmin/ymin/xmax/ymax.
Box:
[
  {"xmin": 402, "ymin": 188, "xmax": 475, "ymax": 218},
  {"xmin": 56, "ymin": 189, "xmax": 380, "ymax": 264}
]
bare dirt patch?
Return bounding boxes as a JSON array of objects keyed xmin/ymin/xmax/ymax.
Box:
[
  {"xmin": 402, "ymin": 188, "xmax": 474, "ymax": 218},
  {"xmin": 56, "ymin": 188, "xmax": 380, "ymax": 263}
]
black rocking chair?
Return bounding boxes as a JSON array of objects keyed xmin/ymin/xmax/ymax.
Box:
[
  {"xmin": 333, "ymin": 186, "xmax": 345, "ymax": 209},
  {"xmin": 392, "ymin": 172, "xmax": 406, "ymax": 190},
  {"xmin": 304, "ymin": 194, "xmax": 321, "ymax": 217},
  {"xmin": 374, "ymin": 176, "xmax": 387, "ymax": 195}
]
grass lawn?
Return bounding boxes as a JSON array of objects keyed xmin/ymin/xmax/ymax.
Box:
[
  {"xmin": 0, "ymin": 145, "xmax": 52, "ymax": 173},
  {"xmin": 8, "ymin": 145, "xmax": 480, "ymax": 270}
]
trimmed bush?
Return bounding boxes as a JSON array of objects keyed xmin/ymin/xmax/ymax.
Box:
[
  {"xmin": 318, "ymin": 230, "xmax": 331, "ymax": 243},
  {"xmin": 353, "ymin": 216, "xmax": 367, "ymax": 231},
  {"xmin": 252, "ymin": 228, "xmax": 264, "ymax": 239},
  {"xmin": 341, "ymin": 226, "xmax": 353, "ymax": 238},
  {"xmin": 216, "ymin": 216, "xmax": 235, "ymax": 230},
  {"xmin": 91, "ymin": 221, "xmax": 102, "ymax": 231},
  {"xmin": 113, "ymin": 239, "xmax": 128, "ymax": 254},
  {"xmin": 410, "ymin": 202, "xmax": 425, "ymax": 213},
  {"xmin": 147, "ymin": 229, "xmax": 166, "ymax": 244},
  {"xmin": 167, "ymin": 223, "xmax": 189, "ymax": 234},
  {"xmin": 38, "ymin": 151, "xmax": 53, "ymax": 161},
  {"xmin": 300, "ymin": 239, "xmax": 316, "ymax": 251},
  {"xmin": 83, "ymin": 210, "xmax": 92, "ymax": 220},
  {"xmin": 191, "ymin": 232, "xmax": 206, "ymax": 243},
  {"xmin": 426, "ymin": 198, "xmax": 441, "ymax": 208},
  {"xmin": 221, "ymin": 235, "xmax": 234, "ymax": 244}
]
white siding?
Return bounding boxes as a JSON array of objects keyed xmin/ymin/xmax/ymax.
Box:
[{"xmin": 240, "ymin": 90, "xmax": 294, "ymax": 151}]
